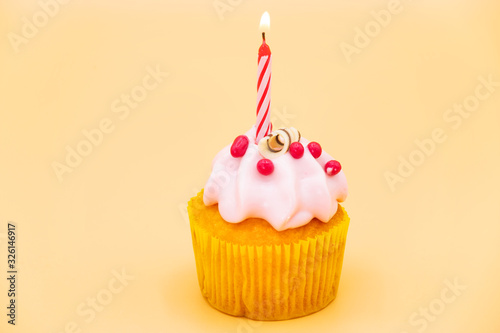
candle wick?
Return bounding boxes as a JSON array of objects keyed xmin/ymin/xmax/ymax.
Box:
[{"xmin": 262, "ymin": 32, "xmax": 266, "ymax": 41}]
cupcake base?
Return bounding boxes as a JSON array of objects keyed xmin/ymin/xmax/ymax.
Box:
[{"xmin": 188, "ymin": 190, "xmax": 350, "ymax": 321}]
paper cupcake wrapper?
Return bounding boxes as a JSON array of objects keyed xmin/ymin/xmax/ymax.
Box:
[{"xmin": 189, "ymin": 207, "xmax": 349, "ymax": 321}]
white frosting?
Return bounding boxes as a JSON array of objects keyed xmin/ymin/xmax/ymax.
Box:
[{"xmin": 203, "ymin": 127, "xmax": 348, "ymax": 231}]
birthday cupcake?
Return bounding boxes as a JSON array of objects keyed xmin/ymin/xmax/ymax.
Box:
[
  {"xmin": 188, "ymin": 125, "xmax": 349, "ymax": 320},
  {"xmin": 188, "ymin": 11, "xmax": 349, "ymax": 321}
]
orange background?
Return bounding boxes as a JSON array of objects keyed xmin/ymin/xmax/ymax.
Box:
[{"xmin": 1, "ymin": 0, "xmax": 500, "ymax": 332}]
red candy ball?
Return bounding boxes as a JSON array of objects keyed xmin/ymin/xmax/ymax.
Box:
[
  {"xmin": 325, "ymin": 160, "xmax": 342, "ymax": 176},
  {"xmin": 307, "ymin": 142, "xmax": 322, "ymax": 158},
  {"xmin": 289, "ymin": 142, "xmax": 304, "ymax": 159},
  {"xmin": 257, "ymin": 159, "xmax": 274, "ymax": 175},
  {"xmin": 230, "ymin": 135, "xmax": 249, "ymax": 158}
]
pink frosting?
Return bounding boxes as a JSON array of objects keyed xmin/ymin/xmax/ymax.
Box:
[{"xmin": 203, "ymin": 127, "xmax": 348, "ymax": 231}]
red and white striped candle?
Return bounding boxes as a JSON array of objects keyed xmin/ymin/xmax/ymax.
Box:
[{"xmin": 256, "ymin": 12, "xmax": 272, "ymax": 143}]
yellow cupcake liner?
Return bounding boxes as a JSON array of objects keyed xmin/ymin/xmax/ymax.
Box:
[{"xmin": 188, "ymin": 202, "xmax": 350, "ymax": 321}]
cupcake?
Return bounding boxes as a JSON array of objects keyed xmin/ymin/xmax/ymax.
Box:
[{"xmin": 188, "ymin": 126, "xmax": 349, "ymax": 320}]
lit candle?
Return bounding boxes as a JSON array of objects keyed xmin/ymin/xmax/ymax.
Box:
[{"xmin": 255, "ymin": 11, "xmax": 272, "ymax": 144}]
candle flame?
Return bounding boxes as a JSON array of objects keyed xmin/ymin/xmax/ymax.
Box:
[{"xmin": 259, "ymin": 11, "xmax": 270, "ymax": 32}]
